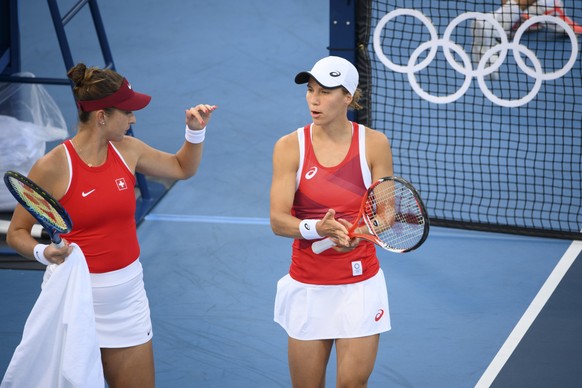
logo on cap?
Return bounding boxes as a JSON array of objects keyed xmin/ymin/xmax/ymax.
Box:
[{"xmin": 330, "ymin": 71, "xmax": 341, "ymax": 77}]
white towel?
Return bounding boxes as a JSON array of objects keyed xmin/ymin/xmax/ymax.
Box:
[{"xmin": 1, "ymin": 244, "xmax": 104, "ymax": 388}]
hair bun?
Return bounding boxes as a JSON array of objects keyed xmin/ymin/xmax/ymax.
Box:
[{"xmin": 67, "ymin": 63, "xmax": 88, "ymax": 87}]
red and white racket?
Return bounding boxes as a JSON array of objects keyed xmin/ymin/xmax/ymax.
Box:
[{"xmin": 311, "ymin": 176, "xmax": 429, "ymax": 254}]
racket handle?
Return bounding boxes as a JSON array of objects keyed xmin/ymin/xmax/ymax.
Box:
[
  {"xmin": 311, "ymin": 238, "xmax": 336, "ymax": 254},
  {"xmin": 53, "ymin": 236, "xmax": 65, "ymax": 249}
]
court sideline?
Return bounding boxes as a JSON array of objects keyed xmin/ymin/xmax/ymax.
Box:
[{"xmin": 0, "ymin": 1, "xmax": 580, "ymax": 386}]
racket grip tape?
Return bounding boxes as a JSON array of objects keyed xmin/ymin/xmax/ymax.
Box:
[
  {"xmin": 311, "ymin": 238, "xmax": 336, "ymax": 254},
  {"xmin": 53, "ymin": 238, "xmax": 65, "ymax": 249}
]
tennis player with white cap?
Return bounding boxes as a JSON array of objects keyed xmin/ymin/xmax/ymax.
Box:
[
  {"xmin": 294, "ymin": 55, "xmax": 360, "ymax": 96},
  {"xmin": 270, "ymin": 55, "xmax": 394, "ymax": 387}
]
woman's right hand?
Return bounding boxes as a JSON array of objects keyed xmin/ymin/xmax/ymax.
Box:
[
  {"xmin": 185, "ymin": 104, "xmax": 217, "ymax": 130},
  {"xmin": 44, "ymin": 240, "xmax": 73, "ymax": 265},
  {"xmin": 318, "ymin": 209, "xmax": 352, "ymax": 247}
]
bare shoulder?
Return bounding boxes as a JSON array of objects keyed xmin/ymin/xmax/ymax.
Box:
[
  {"xmin": 111, "ymin": 135, "xmax": 147, "ymax": 167},
  {"xmin": 363, "ymin": 126, "xmax": 394, "ymax": 178},
  {"xmin": 274, "ymin": 131, "xmax": 299, "ymax": 149},
  {"xmin": 33, "ymin": 143, "xmax": 68, "ymax": 174},
  {"xmin": 112, "ymin": 134, "xmax": 146, "ymax": 153},
  {"xmin": 27, "ymin": 143, "xmax": 69, "ymax": 198},
  {"xmin": 272, "ymin": 130, "xmax": 300, "ymax": 172},
  {"xmin": 365, "ymin": 126, "xmax": 389, "ymax": 141},
  {"xmin": 273, "ymin": 131, "xmax": 299, "ymax": 159},
  {"xmin": 364, "ymin": 126, "xmax": 391, "ymax": 150}
]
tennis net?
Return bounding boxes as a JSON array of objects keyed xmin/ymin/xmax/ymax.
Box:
[{"xmin": 355, "ymin": 0, "xmax": 582, "ymax": 240}]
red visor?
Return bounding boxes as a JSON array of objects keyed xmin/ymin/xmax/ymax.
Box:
[{"xmin": 76, "ymin": 79, "xmax": 151, "ymax": 112}]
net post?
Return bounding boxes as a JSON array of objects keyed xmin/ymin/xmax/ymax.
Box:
[{"xmin": 329, "ymin": 0, "xmax": 358, "ymax": 122}]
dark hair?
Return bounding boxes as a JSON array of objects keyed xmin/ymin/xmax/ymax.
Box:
[{"xmin": 67, "ymin": 63, "xmax": 123, "ymax": 122}]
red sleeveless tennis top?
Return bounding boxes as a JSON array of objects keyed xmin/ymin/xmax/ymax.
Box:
[
  {"xmin": 60, "ymin": 140, "xmax": 139, "ymax": 273},
  {"xmin": 290, "ymin": 123, "xmax": 379, "ymax": 285}
]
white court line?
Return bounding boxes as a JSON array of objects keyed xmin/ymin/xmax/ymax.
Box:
[
  {"xmin": 146, "ymin": 212, "xmax": 580, "ymax": 386},
  {"xmin": 143, "ymin": 216, "xmax": 569, "ymax": 243},
  {"xmin": 144, "ymin": 213, "xmax": 270, "ymax": 225},
  {"xmin": 475, "ymin": 238, "xmax": 582, "ymax": 388}
]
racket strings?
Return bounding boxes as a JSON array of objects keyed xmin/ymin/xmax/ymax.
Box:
[
  {"xmin": 9, "ymin": 178, "xmax": 69, "ymax": 231},
  {"xmin": 365, "ymin": 181, "xmax": 426, "ymax": 250}
]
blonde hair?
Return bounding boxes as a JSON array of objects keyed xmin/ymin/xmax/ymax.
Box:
[{"xmin": 348, "ymin": 88, "xmax": 363, "ymax": 111}]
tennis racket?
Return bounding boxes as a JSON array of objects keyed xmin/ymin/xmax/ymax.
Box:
[
  {"xmin": 311, "ymin": 176, "xmax": 429, "ymax": 254},
  {"xmin": 3, "ymin": 170, "xmax": 72, "ymax": 248}
]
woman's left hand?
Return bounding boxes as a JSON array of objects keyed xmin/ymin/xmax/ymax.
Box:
[
  {"xmin": 332, "ymin": 218, "xmax": 362, "ymax": 252},
  {"xmin": 186, "ymin": 104, "xmax": 217, "ymax": 130}
]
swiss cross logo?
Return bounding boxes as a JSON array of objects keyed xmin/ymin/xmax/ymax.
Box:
[{"xmin": 115, "ymin": 178, "xmax": 128, "ymax": 191}]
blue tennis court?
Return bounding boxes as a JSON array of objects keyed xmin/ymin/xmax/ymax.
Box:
[{"xmin": 1, "ymin": 0, "xmax": 580, "ymax": 387}]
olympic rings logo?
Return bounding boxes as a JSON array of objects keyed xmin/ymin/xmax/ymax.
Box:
[{"xmin": 372, "ymin": 9, "xmax": 579, "ymax": 107}]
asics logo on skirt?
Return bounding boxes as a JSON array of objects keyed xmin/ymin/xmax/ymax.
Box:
[{"xmin": 375, "ymin": 309, "xmax": 385, "ymax": 322}]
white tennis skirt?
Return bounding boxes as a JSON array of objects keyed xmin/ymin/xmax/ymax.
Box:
[
  {"xmin": 274, "ymin": 269, "xmax": 390, "ymax": 340},
  {"xmin": 90, "ymin": 259, "xmax": 153, "ymax": 348}
]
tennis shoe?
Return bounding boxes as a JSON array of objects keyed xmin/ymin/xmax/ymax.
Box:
[
  {"xmin": 512, "ymin": 0, "xmax": 582, "ymax": 34},
  {"xmin": 511, "ymin": 13, "xmax": 544, "ymax": 33}
]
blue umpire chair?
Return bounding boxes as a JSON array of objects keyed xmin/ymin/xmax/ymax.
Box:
[
  {"xmin": 0, "ymin": 0, "xmax": 169, "ymax": 224},
  {"xmin": 0, "ymin": 0, "xmax": 170, "ymax": 260}
]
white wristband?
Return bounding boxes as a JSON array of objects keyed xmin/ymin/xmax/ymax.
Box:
[
  {"xmin": 33, "ymin": 244, "xmax": 50, "ymax": 265},
  {"xmin": 299, "ymin": 219, "xmax": 323, "ymax": 240},
  {"xmin": 185, "ymin": 125, "xmax": 206, "ymax": 144}
]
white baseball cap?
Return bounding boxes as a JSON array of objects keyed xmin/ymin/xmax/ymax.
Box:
[{"xmin": 295, "ymin": 56, "xmax": 359, "ymax": 96}]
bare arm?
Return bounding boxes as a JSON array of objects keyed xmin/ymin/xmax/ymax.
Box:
[
  {"xmin": 366, "ymin": 127, "xmax": 394, "ymax": 181},
  {"xmin": 269, "ymin": 133, "xmax": 351, "ymax": 245},
  {"xmin": 6, "ymin": 150, "xmax": 73, "ymax": 264},
  {"xmin": 129, "ymin": 104, "xmax": 217, "ymax": 180},
  {"xmin": 336, "ymin": 128, "xmax": 394, "ymax": 239}
]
